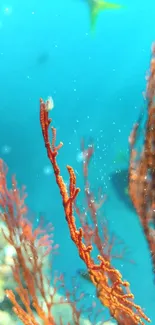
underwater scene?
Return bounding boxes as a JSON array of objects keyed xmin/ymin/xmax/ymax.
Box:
[{"xmin": 0, "ymin": 0, "xmax": 155, "ymax": 324}]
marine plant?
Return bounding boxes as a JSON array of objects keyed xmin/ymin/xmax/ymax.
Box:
[{"xmin": 0, "ymin": 43, "xmax": 155, "ymax": 325}]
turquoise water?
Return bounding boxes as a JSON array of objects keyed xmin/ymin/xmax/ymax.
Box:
[{"xmin": 0, "ymin": 0, "xmax": 155, "ymax": 323}]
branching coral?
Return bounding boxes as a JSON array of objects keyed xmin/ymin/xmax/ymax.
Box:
[
  {"xmin": 0, "ymin": 160, "xmax": 81, "ymax": 325},
  {"xmin": 0, "ymin": 159, "xmax": 58, "ymax": 324},
  {"xmin": 0, "ymin": 160, "xmax": 106, "ymax": 325},
  {"xmin": 0, "ymin": 223, "xmax": 16, "ymax": 303},
  {"xmin": 129, "ymin": 43, "xmax": 155, "ymax": 278},
  {"xmin": 0, "ymin": 43, "xmax": 154, "ymax": 325},
  {"xmin": 40, "ymin": 96, "xmax": 150, "ymax": 324},
  {"xmin": 75, "ymin": 139, "xmax": 133, "ymax": 282}
]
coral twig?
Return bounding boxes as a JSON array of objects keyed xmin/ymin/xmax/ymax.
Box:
[
  {"xmin": 0, "ymin": 159, "xmax": 88, "ymax": 325},
  {"xmin": 40, "ymin": 98, "xmax": 150, "ymax": 324}
]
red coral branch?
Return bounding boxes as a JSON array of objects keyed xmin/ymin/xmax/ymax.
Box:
[
  {"xmin": 40, "ymin": 98, "xmax": 150, "ymax": 325},
  {"xmin": 0, "ymin": 159, "xmax": 88, "ymax": 324}
]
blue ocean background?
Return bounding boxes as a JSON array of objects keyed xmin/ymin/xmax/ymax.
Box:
[{"xmin": 0, "ymin": 0, "xmax": 155, "ymax": 323}]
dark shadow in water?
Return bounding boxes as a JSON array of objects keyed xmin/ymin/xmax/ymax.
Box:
[
  {"xmin": 37, "ymin": 52, "xmax": 50, "ymax": 65},
  {"xmin": 110, "ymin": 169, "xmax": 135, "ymax": 212}
]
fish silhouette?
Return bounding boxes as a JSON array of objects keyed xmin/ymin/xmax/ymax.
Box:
[{"xmin": 87, "ymin": 0, "xmax": 124, "ymax": 32}]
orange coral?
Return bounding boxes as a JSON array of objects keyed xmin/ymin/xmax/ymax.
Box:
[
  {"xmin": 0, "ymin": 159, "xmax": 91, "ymax": 325},
  {"xmin": 0, "ymin": 159, "xmax": 61, "ymax": 325},
  {"xmin": 129, "ymin": 43, "xmax": 155, "ymax": 278},
  {"xmin": 40, "ymin": 98, "xmax": 151, "ymax": 324}
]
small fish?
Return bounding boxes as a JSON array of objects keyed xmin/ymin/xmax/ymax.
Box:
[{"xmin": 87, "ymin": 0, "xmax": 124, "ymax": 32}]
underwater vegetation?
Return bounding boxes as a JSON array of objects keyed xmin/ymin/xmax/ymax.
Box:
[
  {"xmin": 1, "ymin": 43, "xmax": 155, "ymax": 324},
  {"xmin": 128, "ymin": 43, "xmax": 155, "ymax": 278}
]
